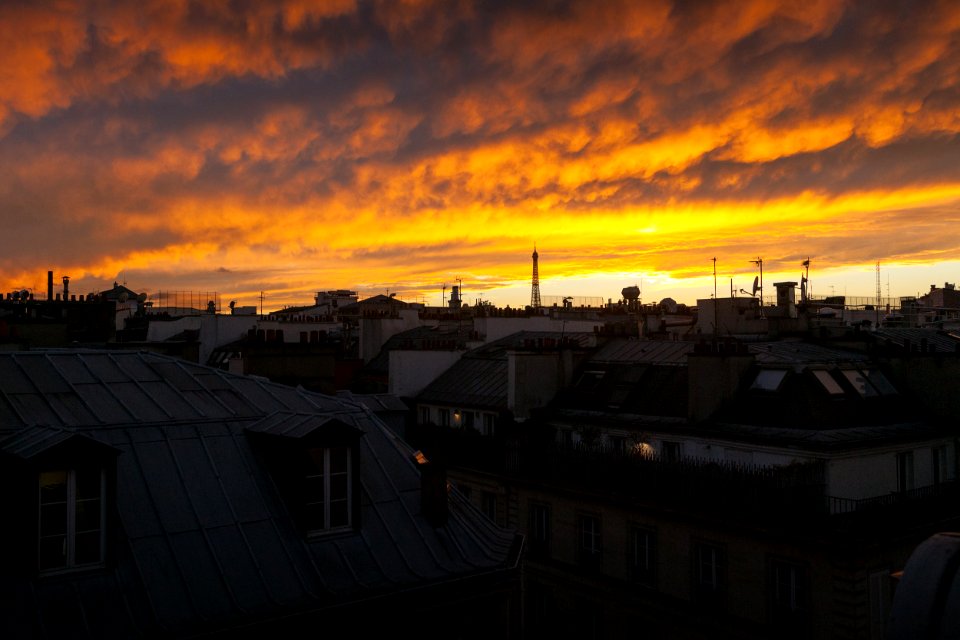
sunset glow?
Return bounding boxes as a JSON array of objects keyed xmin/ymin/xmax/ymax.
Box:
[{"xmin": 2, "ymin": 0, "xmax": 960, "ymax": 308}]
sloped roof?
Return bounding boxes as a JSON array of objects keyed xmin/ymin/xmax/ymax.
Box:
[
  {"xmin": 414, "ymin": 331, "xmax": 595, "ymax": 411},
  {"xmin": 873, "ymin": 327, "xmax": 960, "ymax": 352},
  {"xmin": 417, "ymin": 359, "xmax": 507, "ymax": 410},
  {"xmin": 0, "ymin": 349, "xmax": 519, "ymax": 638}
]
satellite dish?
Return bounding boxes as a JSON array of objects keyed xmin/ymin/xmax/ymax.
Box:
[{"xmin": 752, "ymin": 276, "xmax": 759, "ymax": 296}]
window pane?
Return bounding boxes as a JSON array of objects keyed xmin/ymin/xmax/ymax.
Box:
[
  {"xmin": 303, "ymin": 503, "xmax": 324, "ymax": 530},
  {"xmin": 842, "ymin": 370, "xmax": 878, "ymax": 397},
  {"xmin": 330, "ymin": 473, "xmax": 348, "ymax": 500},
  {"xmin": 39, "ymin": 471, "xmax": 67, "ymax": 503},
  {"xmin": 330, "ymin": 500, "xmax": 349, "ymax": 528},
  {"xmin": 305, "ymin": 475, "xmax": 324, "ymax": 496},
  {"xmin": 40, "ymin": 503, "xmax": 67, "ymax": 536},
  {"xmin": 813, "ymin": 370, "xmax": 844, "ymax": 395},
  {"xmin": 75, "ymin": 468, "xmax": 102, "ymax": 500},
  {"xmin": 750, "ymin": 369, "xmax": 787, "ymax": 391},
  {"xmin": 76, "ymin": 499, "xmax": 101, "ymax": 532},
  {"xmin": 75, "ymin": 531, "xmax": 102, "ymax": 565},
  {"xmin": 307, "ymin": 449, "xmax": 326, "ymax": 472},
  {"xmin": 329, "ymin": 447, "xmax": 349, "ymax": 473},
  {"xmin": 39, "ymin": 536, "xmax": 67, "ymax": 570}
]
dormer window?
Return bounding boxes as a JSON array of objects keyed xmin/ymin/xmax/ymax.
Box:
[
  {"xmin": 1, "ymin": 426, "xmax": 119, "ymax": 578},
  {"xmin": 246, "ymin": 411, "xmax": 363, "ymax": 538},
  {"xmin": 303, "ymin": 446, "xmax": 352, "ymax": 534},
  {"xmin": 38, "ymin": 467, "xmax": 106, "ymax": 572}
]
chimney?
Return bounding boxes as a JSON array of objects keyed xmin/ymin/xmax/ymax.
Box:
[
  {"xmin": 688, "ymin": 341, "xmax": 755, "ymax": 422},
  {"xmin": 415, "ymin": 451, "xmax": 448, "ymax": 527},
  {"xmin": 47, "ymin": 271, "xmax": 53, "ymax": 301},
  {"xmin": 62, "ymin": 276, "xmax": 70, "ymax": 300}
]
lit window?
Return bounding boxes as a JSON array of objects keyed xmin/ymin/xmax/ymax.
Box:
[
  {"xmin": 38, "ymin": 468, "xmax": 106, "ymax": 572},
  {"xmin": 303, "ymin": 447, "xmax": 352, "ymax": 534}
]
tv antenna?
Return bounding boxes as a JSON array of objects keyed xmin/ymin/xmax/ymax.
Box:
[{"xmin": 749, "ymin": 257, "xmax": 764, "ymax": 317}]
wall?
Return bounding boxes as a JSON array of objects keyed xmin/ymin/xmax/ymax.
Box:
[
  {"xmin": 360, "ymin": 309, "xmax": 421, "ymax": 363},
  {"xmin": 388, "ymin": 349, "xmax": 464, "ymax": 398},
  {"xmin": 475, "ymin": 316, "xmax": 599, "ymax": 343},
  {"xmin": 508, "ymin": 351, "xmax": 574, "ymax": 421}
]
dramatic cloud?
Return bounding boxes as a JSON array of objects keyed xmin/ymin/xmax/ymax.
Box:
[{"xmin": 1, "ymin": 0, "xmax": 959, "ymax": 307}]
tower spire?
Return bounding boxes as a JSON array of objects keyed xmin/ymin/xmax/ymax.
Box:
[{"xmin": 530, "ymin": 244, "xmax": 541, "ymax": 309}]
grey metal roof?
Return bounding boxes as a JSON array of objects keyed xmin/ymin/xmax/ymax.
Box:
[
  {"xmin": 873, "ymin": 327, "xmax": 960, "ymax": 352},
  {"xmin": 0, "ymin": 349, "xmax": 519, "ymax": 638},
  {"xmin": 417, "ymin": 359, "xmax": 508, "ymax": 410},
  {"xmin": 590, "ymin": 339, "xmax": 694, "ymax": 364},
  {"xmin": 747, "ymin": 341, "xmax": 869, "ymax": 366}
]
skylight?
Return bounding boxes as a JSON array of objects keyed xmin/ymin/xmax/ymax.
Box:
[
  {"xmin": 862, "ymin": 369, "xmax": 898, "ymax": 395},
  {"xmin": 842, "ymin": 370, "xmax": 878, "ymax": 397},
  {"xmin": 750, "ymin": 369, "xmax": 787, "ymax": 391},
  {"xmin": 813, "ymin": 370, "xmax": 844, "ymax": 395}
]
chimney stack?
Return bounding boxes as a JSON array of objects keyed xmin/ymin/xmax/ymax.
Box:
[
  {"xmin": 415, "ymin": 451, "xmax": 448, "ymax": 527},
  {"xmin": 47, "ymin": 271, "xmax": 53, "ymax": 301},
  {"xmin": 62, "ymin": 276, "xmax": 70, "ymax": 300}
]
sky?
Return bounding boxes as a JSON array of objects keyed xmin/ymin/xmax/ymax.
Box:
[{"xmin": 2, "ymin": 0, "xmax": 960, "ymax": 311}]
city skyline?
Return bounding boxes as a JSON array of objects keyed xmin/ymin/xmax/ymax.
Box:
[{"xmin": 3, "ymin": 1, "xmax": 960, "ymax": 309}]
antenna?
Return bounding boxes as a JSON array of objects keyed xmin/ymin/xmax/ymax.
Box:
[
  {"xmin": 876, "ymin": 261, "xmax": 881, "ymax": 327},
  {"xmin": 712, "ymin": 257, "xmax": 718, "ymax": 338},
  {"xmin": 749, "ymin": 257, "xmax": 764, "ymax": 317}
]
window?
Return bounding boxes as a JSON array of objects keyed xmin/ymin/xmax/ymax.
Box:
[
  {"xmin": 751, "ymin": 369, "xmax": 787, "ymax": 391},
  {"xmin": 629, "ymin": 527, "xmax": 656, "ymax": 587},
  {"xmin": 577, "ymin": 515, "xmax": 602, "ymax": 567},
  {"xmin": 896, "ymin": 451, "xmax": 914, "ymax": 493},
  {"xmin": 463, "ymin": 411, "xmax": 475, "ymax": 430},
  {"xmin": 38, "ymin": 467, "xmax": 106, "ymax": 572},
  {"xmin": 607, "ymin": 436, "xmax": 626, "ymax": 454},
  {"xmin": 481, "ymin": 491, "xmax": 497, "ymax": 523},
  {"xmin": 662, "ymin": 441, "xmax": 681, "ymax": 463},
  {"xmin": 843, "ymin": 370, "xmax": 879, "ymax": 397},
  {"xmin": 303, "ymin": 447, "xmax": 352, "ymax": 534},
  {"xmin": 932, "ymin": 446, "xmax": 948, "ymax": 486},
  {"xmin": 419, "ymin": 406, "xmax": 430, "ymax": 425},
  {"xmin": 529, "ymin": 503, "xmax": 551, "ymax": 557},
  {"xmin": 694, "ymin": 542, "xmax": 726, "ymax": 607},
  {"xmin": 482, "ymin": 413, "xmax": 495, "ymax": 437},
  {"xmin": 813, "ymin": 370, "xmax": 845, "ymax": 396},
  {"xmin": 770, "ymin": 560, "xmax": 807, "ymax": 625},
  {"xmin": 439, "ymin": 409, "xmax": 450, "ymax": 427}
]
